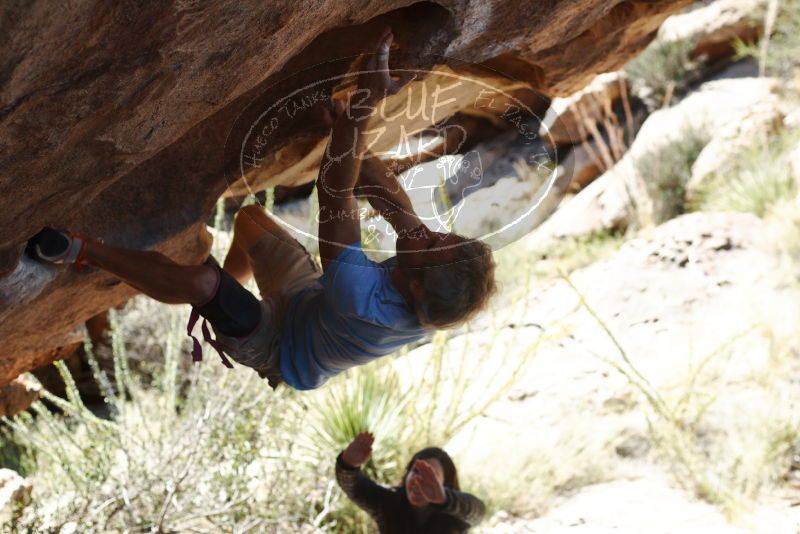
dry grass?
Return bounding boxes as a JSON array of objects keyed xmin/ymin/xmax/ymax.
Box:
[
  {"xmin": 563, "ymin": 274, "xmax": 800, "ymax": 519},
  {"xmin": 692, "ymin": 128, "xmax": 799, "ymax": 218},
  {"xmin": 1, "ymin": 247, "xmax": 542, "ymax": 532}
]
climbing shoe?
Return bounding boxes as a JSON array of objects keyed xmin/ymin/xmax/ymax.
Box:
[{"xmin": 25, "ymin": 227, "xmax": 87, "ymax": 266}]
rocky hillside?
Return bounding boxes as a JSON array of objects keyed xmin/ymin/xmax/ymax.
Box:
[{"xmin": 449, "ymin": 211, "xmax": 800, "ymax": 532}]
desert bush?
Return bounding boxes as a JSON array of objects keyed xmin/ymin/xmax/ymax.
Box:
[
  {"xmin": 692, "ymin": 129, "xmax": 798, "ymax": 217},
  {"xmin": 4, "ymin": 349, "xmax": 323, "ymax": 532},
  {"xmin": 474, "ymin": 408, "xmax": 618, "ymax": 518},
  {"xmin": 636, "ymin": 127, "xmax": 710, "ymax": 223},
  {"xmin": 738, "ymin": 0, "xmax": 800, "ymax": 78},
  {"xmin": 651, "ymin": 327, "xmax": 800, "ymax": 516},
  {"xmin": 3, "ymin": 280, "xmax": 536, "ymax": 532},
  {"xmin": 626, "ymin": 38, "xmax": 701, "ymax": 109}
]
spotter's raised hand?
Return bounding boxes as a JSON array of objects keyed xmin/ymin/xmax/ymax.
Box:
[{"xmin": 342, "ymin": 431, "xmax": 375, "ymax": 468}]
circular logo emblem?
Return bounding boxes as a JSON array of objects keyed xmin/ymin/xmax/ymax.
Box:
[{"xmin": 224, "ymin": 57, "xmax": 571, "ymax": 260}]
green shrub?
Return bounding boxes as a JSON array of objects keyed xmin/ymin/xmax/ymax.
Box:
[
  {"xmin": 626, "ymin": 38, "xmax": 701, "ymax": 109},
  {"xmin": 4, "ymin": 356, "xmax": 322, "ymax": 532},
  {"xmin": 692, "ymin": 129, "xmax": 798, "ymax": 217},
  {"xmin": 635, "ymin": 127, "xmax": 710, "ymax": 223},
  {"xmin": 0, "ymin": 426, "xmax": 30, "ymax": 476},
  {"xmin": 738, "ymin": 0, "xmax": 800, "ymax": 78}
]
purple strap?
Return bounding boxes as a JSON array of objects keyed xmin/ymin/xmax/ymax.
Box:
[
  {"xmin": 187, "ymin": 308, "xmax": 203, "ymax": 363},
  {"xmin": 201, "ymin": 317, "xmax": 234, "ymax": 368},
  {"xmin": 187, "ymin": 308, "xmax": 234, "ymax": 369}
]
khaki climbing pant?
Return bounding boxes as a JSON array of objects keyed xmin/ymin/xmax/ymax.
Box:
[{"xmin": 210, "ymin": 230, "xmax": 321, "ymax": 389}]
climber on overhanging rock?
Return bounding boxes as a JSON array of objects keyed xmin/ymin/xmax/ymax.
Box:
[{"xmin": 25, "ymin": 28, "xmax": 496, "ymax": 391}]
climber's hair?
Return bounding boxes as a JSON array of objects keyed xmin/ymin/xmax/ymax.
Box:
[{"xmin": 415, "ymin": 236, "xmax": 496, "ymax": 329}]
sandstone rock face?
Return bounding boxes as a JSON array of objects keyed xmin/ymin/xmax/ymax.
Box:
[
  {"xmin": 659, "ymin": 0, "xmax": 764, "ymax": 65},
  {"xmin": 0, "ymin": 375, "xmax": 41, "ymax": 418},
  {"xmin": 0, "ymin": 224, "xmax": 211, "ymax": 386},
  {"xmin": 562, "ymin": 137, "xmax": 609, "ymax": 191},
  {"xmin": 539, "ymin": 0, "xmax": 765, "ymax": 139},
  {"xmin": 0, "ymin": 0, "xmax": 693, "ymax": 385},
  {"xmin": 540, "ymin": 72, "xmax": 631, "ymax": 147}
]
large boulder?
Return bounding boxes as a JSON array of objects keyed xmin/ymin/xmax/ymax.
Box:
[
  {"xmin": 686, "ymin": 106, "xmax": 784, "ymax": 201},
  {"xmin": 659, "ymin": 0, "xmax": 764, "ymax": 65},
  {"xmin": 448, "ymin": 211, "xmax": 800, "ymax": 531},
  {"xmin": 533, "ymin": 76, "xmax": 783, "ymax": 240},
  {"xmin": 489, "ymin": 470, "xmax": 793, "ymax": 533},
  {"xmin": 0, "ymin": 375, "xmax": 41, "ymax": 418},
  {"xmin": 0, "ymin": 0, "xmax": 695, "ymax": 385}
]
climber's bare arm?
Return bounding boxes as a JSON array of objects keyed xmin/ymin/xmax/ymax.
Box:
[
  {"xmin": 317, "ymin": 100, "xmax": 368, "ymax": 270},
  {"xmin": 357, "ymin": 155, "xmax": 421, "ymax": 236},
  {"xmin": 317, "ymin": 27, "xmax": 414, "ymax": 269}
]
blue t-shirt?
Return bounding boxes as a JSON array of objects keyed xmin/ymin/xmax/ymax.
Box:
[{"xmin": 278, "ymin": 243, "xmax": 427, "ymax": 390}]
